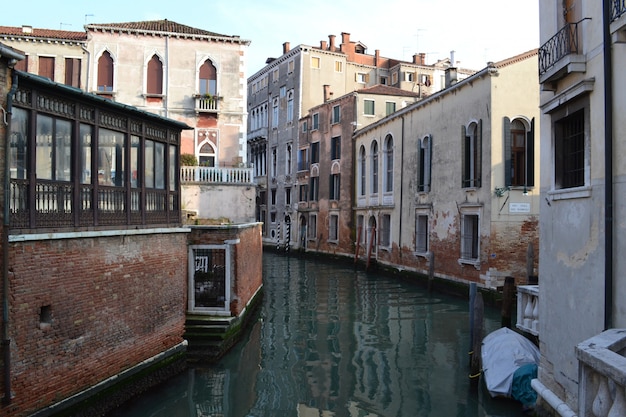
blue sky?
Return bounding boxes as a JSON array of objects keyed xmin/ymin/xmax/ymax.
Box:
[{"xmin": 3, "ymin": 0, "xmax": 539, "ymax": 75}]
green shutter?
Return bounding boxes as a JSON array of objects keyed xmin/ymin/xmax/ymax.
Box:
[
  {"xmin": 503, "ymin": 117, "xmax": 512, "ymax": 187},
  {"xmin": 527, "ymin": 118, "xmax": 535, "ymax": 187},
  {"xmin": 462, "ymin": 125, "xmax": 468, "ymax": 187}
]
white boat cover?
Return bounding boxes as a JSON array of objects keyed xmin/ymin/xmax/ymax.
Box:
[{"xmin": 481, "ymin": 327, "xmax": 540, "ymax": 398}]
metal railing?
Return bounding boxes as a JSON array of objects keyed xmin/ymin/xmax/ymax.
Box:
[
  {"xmin": 613, "ymin": 0, "xmax": 626, "ymax": 21},
  {"xmin": 538, "ymin": 20, "xmax": 584, "ymax": 76},
  {"xmin": 180, "ymin": 166, "xmax": 254, "ymax": 185}
]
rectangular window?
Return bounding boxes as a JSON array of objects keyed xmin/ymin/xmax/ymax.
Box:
[
  {"xmin": 308, "ymin": 214, "xmax": 317, "ymax": 239},
  {"xmin": 405, "ymin": 71, "xmax": 415, "ymax": 82},
  {"xmin": 144, "ymin": 140, "xmax": 155, "ymax": 188},
  {"xmin": 302, "ymin": 121, "xmax": 308, "ymax": 132},
  {"xmin": 285, "ymin": 188, "xmax": 291, "ymax": 205},
  {"xmin": 385, "ymin": 102, "xmax": 396, "ymax": 116},
  {"xmin": 99, "ymin": 128, "xmax": 125, "ymax": 187},
  {"xmin": 335, "ymin": 61, "xmax": 343, "ymax": 72},
  {"xmin": 380, "ymin": 214, "xmax": 391, "ymax": 247},
  {"xmin": 310, "ymin": 142, "xmax": 319, "ymax": 163},
  {"xmin": 391, "ymin": 72, "xmax": 398, "ymax": 85},
  {"xmin": 309, "ymin": 176, "xmax": 319, "ymax": 201},
  {"xmin": 356, "ymin": 73, "xmax": 367, "ymax": 83},
  {"xmin": 298, "ymin": 148, "xmax": 308, "ymax": 171},
  {"xmin": 416, "ymin": 214, "xmax": 429, "ymax": 253},
  {"xmin": 169, "ymin": 144, "xmax": 177, "ymax": 191},
  {"xmin": 331, "ymin": 105, "xmax": 340, "ymax": 124},
  {"xmin": 271, "ymin": 189, "xmax": 276, "ymax": 205},
  {"xmin": 36, "ymin": 115, "xmax": 71, "ymax": 181},
  {"xmin": 280, "ymin": 86, "xmax": 286, "ymax": 97},
  {"xmin": 38, "ymin": 56, "xmax": 55, "ymax": 80},
  {"xmin": 272, "ymin": 100, "xmax": 279, "ymax": 127},
  {"xmin": 364, "ymin": 100, "xmax": 375, "ymax": 116},
  {"xmin": 330, "ymin": 173, "xmax": 340, "ymax": 200},
  {"xmin": 271, "ymin": 148, "xmax": 277, "ymax": 177},
  {"xmin": 65, "ymin": 58, "xmax": 81, "ymax": 88},
  {"xmin": 331, "ymin": 136, "xmax": 341, "ymax": 160},
  {"xmin": 311, "ymin": 57, "xmax": 321, "ymax": 69},
  {"xmin": 130, "ymin": 135, "xmax": 139, "ymax": 189},
  {"xmin": 299, "ymin": 184, "xmax": 308, "ymax": 202},
  {"xmin": 79, "ymin": 124, "xmax": 92, "ymax": 184},
  {"xmin": 461, "ymin": 214, "xmax": 479, "ymax": 261},
  {"xmin": 380, "ymin": 76, "xmax": 388, "ymax": 85},
  {"xmin": 312, "ymin": 113, "xmax": 319, "ymax": 130},
  {"xmin": 555, "ymin": 109, "xmax": 584, "ymax": 189},
  {"xmin": 418, "ymin": 135, "xmax": 432, "ymax": 192},
  {"xmin": 272, "ymin": 68, "xmax": 279, "ymax": 82},
  {"xmin": 288, "ymin": 60, "xmax": 295, "ymax": 73},
  {"xmin": 329, "ymin": 214, "xmax": 338, "ymax": 241}
]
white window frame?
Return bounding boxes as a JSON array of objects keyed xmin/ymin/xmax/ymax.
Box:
[
  {"xmin": 458, "ymin": 205, "xmax": 482, "ymax": 269},
  {"xmin": 379, "ymin": 213, "xmax": 391, "ymax": 250},
  {"xmin": 414, "ymin": 209, "xmax": 430, "ymax": 257},
  {"xmin": 329, "ymin": 213, "xmax": 339, "ymax": 242}
]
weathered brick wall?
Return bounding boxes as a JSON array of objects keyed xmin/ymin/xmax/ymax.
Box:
[
  {"xmin": 188, "ymin": 223, "xmax": 263, "ymax": 316},
  {"xmin": 2, "ymin": 232, "xmax": 188, "ymax": 417}
]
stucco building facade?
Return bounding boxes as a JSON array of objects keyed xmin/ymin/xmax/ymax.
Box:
[{"xmin": 353, "ymin": 50, "xmax": 540, "ymax": 286}]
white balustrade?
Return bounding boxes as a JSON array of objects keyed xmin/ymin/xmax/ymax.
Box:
[
  {"xmin": 517, "ymin": 285, "xmax": 539, "ymax": 336},
  {"xmin": 180, "ymin": 166, "xmax": 254, "ymax": 185}
]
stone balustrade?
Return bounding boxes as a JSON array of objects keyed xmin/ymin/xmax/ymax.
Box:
[
  {"xmin": 517, "ymin": 284, "xmax": 539, "ymax": 336},
  {"xmin": 180, "ymin": 166, "xmax": 254, "ymax": 185}
]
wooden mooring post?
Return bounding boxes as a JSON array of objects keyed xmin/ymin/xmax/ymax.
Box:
[
  {"xmin": 501, "ymin": 276, "xmax": 516, "ymax": 328},
  {"xmin": 469, "ymin": 283, "xmax": 484, "ymax": 383}
]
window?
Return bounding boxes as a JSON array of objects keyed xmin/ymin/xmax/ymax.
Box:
[
  {"xmin": 335, "ymin": 61, "xmax": 343, "ymax": 72},
  {"xmin": 329, "ymin": 214, "xmax": 339, "ymax": 242},
  {"xmin": 302, "ymin": 121, "xmax": 308, "ymax": 132},
  {"xmin": 371, "ymin": 141, "xmax": 378, "ymax": 194},
  {"xmin": 271, "ymin": 189, "xmax": 277, "ymax": 205},
  {"xmin": 272, "ymin": 98, "xmax": 279, "ymax": 127},
  {"xmin": 461, "ymin": 213, "xmax": 480, "ymax": 262},
  {"xmin": 36, "ymin": 115, "xmax": 71, "ymax": 181},
  {"xmin": 65, "ymin": 58, "xmax": 81, "ymax": 88},
  {"xmin": 288, "ymin": 60, "xmax": 294, "ymax": 73},
  {"xmin": 280, "ymin": 86, "xmax": 286, "ymax": 97},
  {"xmin": 299, "ymin": 184, "xmax": 308, "ymax": 201},
  {"xmin": 331, "ymin": 105, "xmax": 341, "ymax": 124},
  {"xmin": 310, "ymin": 142, "xmax": 320, "ymax": 163},
  {"xmin": 286, "ymin": 145, "xmax": 292, "ymax": 175},
  {"xmin": 330, "ymin": 174, "xmax": 340, "ymax": 200},
  {"xmin": 380, "ymin": 76, "xmax": 388, "ymax": 85},
  {"xmin": 391, "ymin": 71, "xmax": 398, "ymax": 85},
  {"xmin": 331, "ymin": 136, "xmax": 341, "ymax": 160},
  {"xmin": 145, "ymin": 140, "xmax": 165, "ymax": 189},
  {"xmin": 147, "ymin": 54, "xmax": 163, "ymax": 95},
  {"xmin": 356, "ymin": 215, "xmax": 366, "ymax": 245},
  {"xmin": 198, "ymin": 140, "xmax": 215, "ymax": 167},
  {"xmin": 380, "ymin": 214, "xmax": 391, "ymax": 247},
  {"xmin": 99, "ymin": 128, "xmax": 125, "ymax": 187},
  {"xmin": 311, "ymin": 57, "xmax": 320, "ymax": 69},
  {"xmin": 364, "ymin": 100, "xmax": 375, "ymax": 116},
  {"xmin": 287, "ymin": 91, "xmax": 294, "ymax": 121},
  {"xmin": 271, "ymin": 147, "xmax": 277, "ymax": 177},
  {"xmin": 309, "ymin": 176, "xmax": 319, "ymax": 201},
  {"xmin": 555, "ymin": 109, "xmax": 584, "ymax": 189},
  {"xmin": 358, "ymin": 146, "xmax": 366, "ymax": 196},
  {"xmin": 298, "ymin": 148, "xmax": 307, "ymax": 171},
  {"xmin": 415, "ymin": 214, "xmax": 429, "ymax": 253},
  {"xmin": 308, "ymin": 214, "xmax": 317, "ymax": 239},
  {"xmin": 405, "ymin": 71, "xmax": 415, "ymax": 82},
  {"xmin": 462, "ymin": 120, "xmax": 482, "ymax": 188},
  {"xmin": 504, "ymin": 117, "xmax": 534, "ymax": 188},
  {"xmin": 312, "ymin": 113, "xmax": 319, "ymax": 130},
  {"xmin": 272, "ymin": 68, "xmax": 279, "ymax": 82},
  {"xmin": 417, "ymin": 135, "xmax": 432, "ymax": 192},
  {"xmin": 97, "ymin": 51, "xmax": 114, "ymax": 92},
  {"xmin": 384, "ymin": 135, "xmax": 393, "ymax": 192},
  {"xmin": 38, "ymin": 56, "xmax": 54, "ymax": 80},
  {"xmin": 285, "ymin": 188, "xmax": 291, "ymax": 205},
  {"xmin": 199, "ymin": 59, "xmax": 217, "ymax": 96},
  {"xmin": 356, "ymin": 73, "xmax": 367, "ymax": 83},
  {"xmin": 385, "ymin": 102, "xmax": 396, "ymax": 116}
]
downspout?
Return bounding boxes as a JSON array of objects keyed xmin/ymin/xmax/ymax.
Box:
[
  {"xmin": 2, "ymin": 63, "xmax": 20, "ymax": 406},
  {"xmin": 80, "ymin": 44, "xmax": 90, "ymax": 92},
  {"xmin": 602, "ymin": 0, "xmax": 614, "ymax": 330},
  {"xmin": 398, "ymin": 115, "xmax": 404, "ymax": 257}
]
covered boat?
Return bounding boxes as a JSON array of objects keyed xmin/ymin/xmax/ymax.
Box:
[{"xmin": 481, "ymin": 327, "xmax": 540, "ymax": 406}]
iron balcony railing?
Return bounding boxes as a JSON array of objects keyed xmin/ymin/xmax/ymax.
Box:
[
  {"xmin": 538, "ymin": 20, "xmax": 586, "ymax": 76},
  {"xmin": 613, "ymin": 0, "xmax": 626, "ymax": 21}
]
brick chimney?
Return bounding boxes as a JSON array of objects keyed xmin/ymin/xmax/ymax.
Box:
[
  {"xmin": 329, "ymin": 35, "xmax": 336, "ymax": 52},
  {"xmin": 323, "ymin": 85, "xmax": 333, "ymax": 102},
  {"xmin": 321, "ymin": 40, "xmax": 327, "ymax": 50},
  {"xmin": 283, "ymin": 42, "xmax": 290, "ymax": 54},
  {"xmin": 341, "ymin": 32, "xmax": 350, "ymax": 47},
  {"xmin": 413, "ymin": 53, "xmax": 426, "ymax": 65},
  {"xmin": 375, "ymin": 49, "xmax": 380, "ymax": 66}
]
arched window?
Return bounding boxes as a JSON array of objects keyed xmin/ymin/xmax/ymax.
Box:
[
  {"xmin": 199, "ymin": 59, "xmax": 217, "ymax": 96},
  {"xmin": 147, "ymin": 54, "xmax": 163, "ymax": 95},
  {"xmin": 384, "ymin": 134, "xmax": 393, "ymax": 192},
  {"xmin": 97, "ymin": 51, "xmax": 114, "ymax": 92},
  {"xmin": 199, "ymin": 141, "xmax": 216, "ymax": 167},
  {"xmin": 504, "ymin": 117, "xmax": 534, "ymax": 188},
  {"xmin": 417, "ymin": 135, "xmax": 432, "ymax": 192},
  {"xmin": 462, "ymin": 120, "xmax": 482, "ymax": 188},
  {"xmin": 371, "ymin": 141, "xmax": 379, "ymax": 194},
  {"xmin": 358, "ymin": 145, "xmax": 366, "ymax": 196}
]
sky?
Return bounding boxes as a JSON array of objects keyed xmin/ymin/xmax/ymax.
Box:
[{"xmin": 3, "ymin": 0, "xmax": 539, "ymax": 75}]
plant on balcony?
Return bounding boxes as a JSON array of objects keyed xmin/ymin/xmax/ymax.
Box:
[{"xmin": 180, "ymin": 153, "xmax": 198, "ymax": 166}]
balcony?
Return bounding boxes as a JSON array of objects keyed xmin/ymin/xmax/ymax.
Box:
[
  {"xmin": 194, "ymin": 95, "xmax": 221, "ymax": 113},
  {"xmin": 611, "ymin": 0, "xmax": 626, "ymax": 42},
  {"xmin": 538, "ymin": 20, "xmax": 587, "ymax": 88},
  {"xmin": 516, "ymin": 285, "xmax": 539, "ymax": 337},
  {"xmin": 180, "ymin": 166, "xmax": 254, "ymax": 185},
  {"xmin": 576, "ymin": 329, "xmax": 626, "ymax": 417}
]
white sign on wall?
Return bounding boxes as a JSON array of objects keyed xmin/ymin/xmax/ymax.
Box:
[{"xmin": 509, "ymin": 202, "xmax": 531, "ymax": 213}]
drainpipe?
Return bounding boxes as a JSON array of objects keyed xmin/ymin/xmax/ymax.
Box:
[
  {"xmin": 398, "ymin": 116, "xmax": 405, "ymax": 256},
  {"xmin": 602, "ymin": 0, "xmax": 614, "ymax": 330},
  {"xmin": 80, "ymin": 44, "xmax": 90, "ymax": 92},
  {"xmin": 1, "ymin": 47, "xmax": 23, "ymax": 405}
]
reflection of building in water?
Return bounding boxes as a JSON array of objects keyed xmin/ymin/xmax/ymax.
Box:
[{"xmin": 192, "ymin": 369, "xmax": 226, "ymax": 417}]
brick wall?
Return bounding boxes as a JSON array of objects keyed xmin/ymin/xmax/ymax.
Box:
[{"xmin": 1, "ymin": 232, "xmax": 188, "ymax": 417}]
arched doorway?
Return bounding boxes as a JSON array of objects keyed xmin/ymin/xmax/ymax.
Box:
[{"xmin": 299, "ymin": 215, "xmax": 307, "ymax": 250}]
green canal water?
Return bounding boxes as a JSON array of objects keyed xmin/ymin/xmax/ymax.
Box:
[{"xmin": 108, "ymin": 252, "xmax": 528, "ymax": 417}]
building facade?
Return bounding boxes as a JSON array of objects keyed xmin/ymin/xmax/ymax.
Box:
[
  {"xmin": 296, "ymin": 85, "xmax": 421, "ymax": 256},
  {"xmin": 247, "ymin": 32, "xmax": 474, "ymax": 246},
  {"xmin": 353, "ymin": 50, "xmax": 540, "ymax": 286},
  {"xmin": 533, "ymin": 1, "xmax": 626, "ymax": 415}
]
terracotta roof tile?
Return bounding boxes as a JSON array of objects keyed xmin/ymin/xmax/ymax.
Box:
[
  {"xmin": 0, "ymin": 26, "xmax": 87, "ymax": 41},
  {"xmin": 85, "ymin": 19, "xmax": 235, "ymax": 39}
]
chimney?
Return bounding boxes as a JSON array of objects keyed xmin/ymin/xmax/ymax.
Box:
[
  {"xmin": 283, "ymin": 42, "xmax": 290, "ymax": 54},
  {"xmin": 329, "ymin": 35, "xmax": 336, "ymax": 52},
  {"xmin": 22, "ymin": 25, "xmax": 33, "ymax": 34},
  {"xmin": 445, "ymin": 50, "xmax": 458, "ymax": 88},
  {"xmin": 321, "ymin": 40, "xmax": 327, "ymax": 50},
  {"xmin": 323, "ymin": 85, "xmax": 333, "ymax": 102},
  {"xmin": 375, "ymin": 49, "xmax": 380, "ymax": 66},
  {"xmin": 413, "ymin": 53, "xmax": 426, "ymax": 65},
  {"xmin": 341, "ymin": 32, "xmax": 350, "ymax": 46}
]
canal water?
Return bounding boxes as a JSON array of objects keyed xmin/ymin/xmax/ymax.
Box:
[{"xmin": 108, "ymin": 253, "xmax": 527, "ymax": 417}]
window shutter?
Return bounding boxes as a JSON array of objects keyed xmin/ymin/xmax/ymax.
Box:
[
  {"xmin": 427, "ymin": 134, "xmax": 433, "ymax": 191},
  {"xmin": 462, "ymin": 125, "xmax": 468, "ymax": 187},
  {"xmin": 417, "ymin": 139, "xmax": 424, "ymax": 190},
  {"xmin": 527, "ymin": 118, "xmax": 535, "ymax": 187},
  {"xmin": 365, "ymin": 73, "xmax": 370, "ymax": 83},
  {"xmin": 503, "ymin": 117, "xmax": 512, "ymax": 187},
  {"xmin": 476, "ymin": 119, "xmax": 482, "ymax": 187}
]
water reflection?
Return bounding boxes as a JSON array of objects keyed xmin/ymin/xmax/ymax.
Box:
[{"xmin": 109, "ymin": 253, "xmax": 525, "ymax": 417}]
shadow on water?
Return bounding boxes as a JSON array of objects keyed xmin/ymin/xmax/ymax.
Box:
[{"xmin": 108, "ymin": 253, "xmax": 529, "ymax": 417}]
